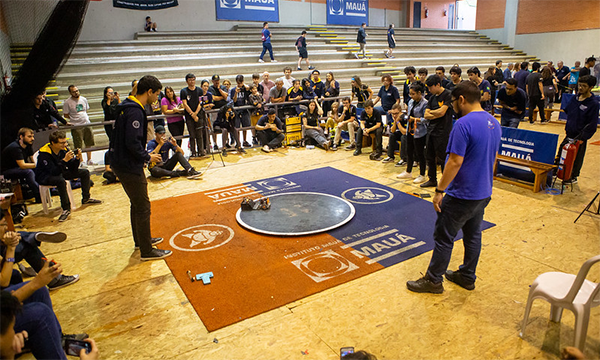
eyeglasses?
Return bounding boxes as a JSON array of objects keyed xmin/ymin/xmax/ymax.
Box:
[{"xmin": 390, "ymin": 111, "xmax": 400, "ymax": 116}]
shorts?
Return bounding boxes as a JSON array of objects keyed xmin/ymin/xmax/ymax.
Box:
[
  {"xmin": 388, "ymin": 41, "xmax": 396, "ymax": 49},
  {"xmin": 298, "ymin": 48, "xmax": 308, "ymax": 59},
  {"xmin": 235, "ymin": 110, "xmax": 251, "ymax": 128},
  {"xmin": 71, "ymin": 127, "xmax": 95, "ymax": 150}
]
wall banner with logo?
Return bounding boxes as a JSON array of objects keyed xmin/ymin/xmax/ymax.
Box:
[
  {"xmin": 216, "ymin": 0, "xmax": 279, "ymax": 22},
  {"xmin": 496, "ymin": 127, "xmax": 558, "ymax": 183},
  {"xmin": 113, "ymin": 0, "xmax": 178, "ymax": 10},
  {"xmin": 327, "ymin": 0, "xmax": 368, "ymax": 26}
]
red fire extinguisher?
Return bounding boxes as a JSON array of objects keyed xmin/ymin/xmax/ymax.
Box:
[{"xmin": 556, "ymin": 139, "xmax": 580, "ymax": 180}]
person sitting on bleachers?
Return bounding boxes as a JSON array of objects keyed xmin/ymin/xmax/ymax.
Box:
[
  {"xmin": 322, "ymin": 72, "xmax": 340, "ymax": 115},
  {"xmin": 309, "ymin": 69, "xmax": 325, "ymax": 98},
  {"xmin": 213, "ymin": 104, "xmax": 246, "ymax": 155},
  {"xmin": 1, "ymin": 213, "xmax": 79, "ymax": 290},
  {"xmin": 260, "ymin": 72, "xmax": 275, "ymax": 102},
  {"xmin": 286, "ymin": 79, "xmax": 304, "ymax": 115},
  {"xmin": 146, "ymin": 125, "xmax": 202, "ymax": 178},
  {"xmin": 354, "ymin": 100, "xmax": 383, "ymax": 160},
  {"xmin": 35, "ymin": 130, "xmax": 101, "ymax": 222},
  {"xmin": 269, "ymin": 79, "xmax": 286, "ymax": 104},
  {"xmin": 301, "ymin": 78, "xmax": 317, "ymax": 100},
  {"xmin": 144, "ymin": 16, "xmax": 157, "ymax": 32},
  {"xmin": 372, "ymin": 74, "xmax": 400, "ymax": 122},
  {"xmin": 32, "ymin": 93, "xmax": 69, "ymax": 130},
  {"xmin": 302, "ymin": 100, "xmax": 328, "ymax": 150},
  {"xmin": 333, "ymin": 97, "xmax": 358, "ymax": 151},
  {"xmin": 279, "ymin": 67, "xmax": 295, "ymax": 90},
  {"xmin": 1, "ymin": 128, "xmax": 41, "ymax": 203},
  {"xmin": 256, "ymin": 109, "xmax": 285, "ymax": 153}
]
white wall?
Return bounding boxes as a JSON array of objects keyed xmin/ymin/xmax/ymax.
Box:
[{"xmin": 514, "ymin": 29, "xmax": 600, "ymax": 66}]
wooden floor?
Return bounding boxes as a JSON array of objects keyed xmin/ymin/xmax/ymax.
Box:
[{"xmin": 20, "ymin": 117, "xmax": 600, "ymax": 360}]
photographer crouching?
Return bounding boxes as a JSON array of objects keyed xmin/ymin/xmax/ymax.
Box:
[{"xmin": 146, "ymin": 126, "xmax": 202, "ymax": 179}]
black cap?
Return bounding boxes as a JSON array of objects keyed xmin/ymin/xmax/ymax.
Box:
[
  {"xmin": 212, "ymin": 74, "xmax": 220, "ymax": 80},
  {"xmin": 155, "ymin": 125, "xmax": 166, "ymax": 134}
]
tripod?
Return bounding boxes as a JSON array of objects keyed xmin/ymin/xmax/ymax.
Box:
[{"xmin": 574, "ymin": 191, "xmax": 600, "ymax": 223}]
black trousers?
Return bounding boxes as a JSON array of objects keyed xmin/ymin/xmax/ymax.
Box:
[
  {"xmin": 386, "ymin": 131, "xmax": 407, "ymax": 160},
  {"xmin": 528, "ymin": 95, "xmax": 546, "ymax": 122},
  {"xmin": 426, "ymin": 133, "xmax": 448, "ymax": 182},
  {"xmin": 149, "ymin": 152, "xmax": 192, "ymax": 178},
  {"xmin": 556, "ymin": 137, "xmax": 587, "ymax": 179},
  {"xmin": 112, "ymin": 169, "xmax": 153, "ymax": 256},
  {"xmin": 167, "ymin": 121, "xmax": 185, "ymax": 147},
  {"xmin": 257, "ymin": 130, "xmax": 285, "ymax": 148},
  {"xmin": 40, "ymin": 168, "xmax": 90, "ymax": 210},
  {"xmin": 407, "ymin": 134, "xmax": 427, "ymax": 176},
  {"xmin": 185, "ymin": 116, "xmax": 206, "ymax": 156},
  {"xmin": 356, "ymin": 127, "xmax": 383, "ymax": 153}
]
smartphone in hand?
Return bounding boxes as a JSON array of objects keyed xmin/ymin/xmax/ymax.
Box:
[{"xmin": 64, "ymin": 339, "xmax": 91, "ymax": 357}]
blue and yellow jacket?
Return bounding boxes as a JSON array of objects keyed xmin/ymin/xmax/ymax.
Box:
[
  {"xmin": 35, "ymin": 143, "xmax": 79, "ymax": 184},
  {"xmin": 109, "ymin": 96, "xmax": 151, "ymax": 174}
]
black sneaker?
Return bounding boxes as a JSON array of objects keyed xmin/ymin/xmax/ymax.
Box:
[
  {"xmin": 140, "ymin": 248, "xmax": 172, "ymax": 261},
  {"xmin": 308, "ymin": 66, "xmax": 315, "ymax": 70},
  {"xmin": 48, "ymin": 274, "xmax": 80, "ymax": 290},
  {"xmin": 213, "ymin": 144, "xmax": 219, "ymax": 152},
  {"xmin": 331, "ymin": 144, "xmax": 338, "ymax": 151},
  {"xmin": 237, "ymin": 147, "xmax": 247, "ymax": 154},
  {"xmin": 395, "ymin": 160, "xmax": 406, "ymax": 167},
  {"xmin": 381, "ymin": 156, "xmax": 394, "ymax": 163},
  {"xmin": 82, "ymin": 198, "xmax": 102, "ymax": 205},
  {"xmin": 353, "ymin": 149, "xmax": 361, "ymax": 156},
  {"xmin": 242, "ymin": 141, "xmax": 252, "ymax": 148},
  {"xmin": 420, "ymin": 179, "xmax": 437, "ymax": 188},
  {"xmin": 135, "ymin": 237, "xmax": 164, "ymax": 249},
  {"xmin": 570, "ymin": 177, "xmax": 578, "ymax": 184},
  {"xmin": 345, "ymin": 143, "xmax": 356, "ymax": 151},
  {"xmin": 187, "ymin": 169, "xmax": 202, "ymax": 179},
  {"xmin": 222, "ymin": 149, "xmax": 228, "ymax": 157},
  {"xmin": 406, "ymin": 274, "xmax": 443, "ymax": 294},
  {"xmin": 445, "ymin": 270, "xmax": 475, "ymax": 290},
  {"xmin": 35, "ymin": 231, "xmax": 67, "ymax": 243},
  {"xmin": 370, "ymin": 152, "xmax": 382, "ymax": 161},
  {"xmin": 58, "ymin": 210, "xmax": 71, "ymax": 222},
  {"xmin": 224, "ymin": 143, "xmax": 233, "ymax": 149},
  {"xmin": 18, "ymin": 263, "xmax": 37, "ymax": 277}
]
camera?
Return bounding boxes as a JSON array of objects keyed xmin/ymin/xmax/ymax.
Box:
[
  {"xmin": 73, "ymin": 149, "xmax": 80, "ymax": 156},
  {"xmin": 63, "ymin": 339, "xmax": 91, "ymax": 357}
]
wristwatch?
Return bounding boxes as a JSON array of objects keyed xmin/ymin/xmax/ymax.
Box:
[{"xmin": 435, "ymin": 188, "xmax": 445, "ymax": 194}]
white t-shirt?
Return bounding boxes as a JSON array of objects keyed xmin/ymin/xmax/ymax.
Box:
[
  {"xmin": 279, "ymin": 76, "xmax": 295, "ymax": 90},
  {"xmin": 63, "ymin": 96, "xmax": 90, "ymax": 125}
]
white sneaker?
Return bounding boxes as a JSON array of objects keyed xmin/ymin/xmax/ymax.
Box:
[
  {"xmin": 258, "ymin": 59, "xmax": 265, "ymax": 63},
  {"xmin": 413, "ymin": 175, "xmax": 427, "ymax": 184},
  {"xmin": 87, "ymin": 159, "xmax": 96, "ymax": 166},
  {"xmin": 271, "ymin": 59, "xmax": 278, "ymax": 62},
  {"xmin": 262, "ymin": 145, "xmax": 271, "ymax": 153},
  {"xmin": 397, "ymin": 171, "xmax": 412, "ymax": 179}
]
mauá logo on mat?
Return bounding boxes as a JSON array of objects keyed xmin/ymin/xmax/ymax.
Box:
[
  {"xmin": 256, "ymin": 177, "xmax": 297, "ymax": 191},
  {"xmin": 291, "ymin": 249, "xmax": 358, "ymax": 283},
  {"xmin": 341, "ymin": 187, "xmax": 393, "ymax": 205},
  {"xmin": 169, "ymin": 224, "xmax": 234, "ymax": 252}
]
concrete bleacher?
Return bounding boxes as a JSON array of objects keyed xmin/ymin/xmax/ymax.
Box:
[{"xmin": 11, "ymin": 24, "xmax": 537, "ymax": 145}]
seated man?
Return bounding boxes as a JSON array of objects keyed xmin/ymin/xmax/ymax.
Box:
[
  {"xmin": 382, "ymin": 103, "xmax": 409, "ymax": 165},
  {"xmin": 1, "ymin": 211, "xmax": 79, "ymax": 289},
  {"xmin": 146, "ymin": 126, "xmax": 202, "ymax": 179},
  {"xmin": 256, "ymin": 109, "xmax": 285, "ymax": 153},
  {"xmin": 32, "ymin": 93, "xmax": 70, "ymax": 130},
  {"xmin": 496, "ymin": 78, "xmax": 526, "ymax": 128},
  {"xmin": 1, "ymin": 128, "xmax": 41, "ymax": 203},
  {"xmin": 353, "ymin": 100, "xmax": 383, "ymax": 159},
  {"xmin": 0, "ymin": 260, "xmax": 97, "ymax": 360},
  {"xmin": 35, "ymin": 131, "xmax": 101, "ymax": 222},
  {"xmin": 214, "ymin": 104, "xmax": 246, "ymax": 155},
  {"xmin": 332, "ymin": 97, "xmax": 358, "ymax": 151}
]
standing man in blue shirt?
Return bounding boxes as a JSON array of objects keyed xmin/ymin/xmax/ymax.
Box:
[
  {"xmin": 295, "ymin": 31, "xmax": 314, "ymax": 71},
  {"xmin": 407, "ymin": 81, "xmax": 501, "ymax": 294},
  {"xmin": 355, "ymin": 23, "xmax": 367, "ymax": 59},
  {"xmin": 385, "ymin": 24, "xmax": 396, "ymax": 58},
  {"xmin": 258, "ymin": 22, "xmax": 276, "ymax": 63}
]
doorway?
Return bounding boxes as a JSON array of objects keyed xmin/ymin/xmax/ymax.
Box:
[
  {"xmin": 448, "ymin": 3, "xmax": 455, "ymax": 29},
  {"xmin": 413, "ymin": 1, "xmax": 421, "ymax": 28}
]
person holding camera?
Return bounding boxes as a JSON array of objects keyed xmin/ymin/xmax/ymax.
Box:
[
  {"xmin": 353, "ymin": 100, "xmax": 383, "ymax": 159},
  {"xmin": 256, "ymin": 109, "xmax": 285, "ymax": 153},
  {"xmin": 35, "ymin": 131, "xmax": 101, "ymax": 222},
  {"xmin": 214, "ymin": 104, "xmax": 246, "ymax": 156},
  {"xmin": 0, "ymin": 268, "xmax": 96, "ymax": 360},
  {"xmin": 146, "ymin": 126, "xmax": 202, "ymax": 179},
  {"xmin": 230, "ymin": 75, "xmax": 253, "ymax": 148}
]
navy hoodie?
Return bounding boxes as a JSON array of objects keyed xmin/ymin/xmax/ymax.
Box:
[
  {"xmin": 109, "ymin": 96, "xmax": 151, "ymax": 174},
  {"xmin": 564, "ymin": 95, "xmax": 599, "ymax": 140},
  {"xmin": 35, "ymin": 143, "xmax": 79, "ymax": 184}
]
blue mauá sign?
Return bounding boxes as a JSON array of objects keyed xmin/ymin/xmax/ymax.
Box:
[
  {"xmin": 216, "ymin": 0, "xmax": 279, "ymax": 22},
  {"xmin": 327, "ymin": 0, "xmax": 368, "ymax": 26}
]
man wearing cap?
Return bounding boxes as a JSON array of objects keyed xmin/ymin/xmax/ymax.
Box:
[
  {"xmin": 208, "ymin": 74, "xmax": 229, "ymax": 110},
  {"xmin": 146, "ymin": 126, "xmax": 202, "ymax": 179},
  {"xmin": 310, "ymin": 70, "xmax": 326, "ymax": 98}
]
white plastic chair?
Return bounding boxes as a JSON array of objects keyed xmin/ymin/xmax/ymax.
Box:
[
  {"xmin": 519, "ymin": 255, "xmax": 600, "ymax": 350},
  {"xmin": 39, "ymin": 181, "xmax": 76, "ymax": 214}
]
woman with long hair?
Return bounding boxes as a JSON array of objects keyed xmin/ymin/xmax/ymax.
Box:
[
  {"xmin": 322, "ymin": 71, "xmax": 340, "ymax": 115},
  {"xmin": 351, "ymin": 76, "xmax": 373, "ymax": 115},
  {"xmin": 160, "ymin": 86, "xmax": 185, "ymax": 146},
  {"xmin": 101, "ymin": 86, "xmax": 120, "ymax": 141},
  {"xmin": 302, "ymin": 100, "xmax": 328, "ymax": 150},
  {"xmin": 541, "ymin": 66, "xmax": 558, "ymax": 109}
]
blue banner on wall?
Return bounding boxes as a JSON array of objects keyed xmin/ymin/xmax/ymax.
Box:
[
  {"xmin": 327, "ymin": 0, "xmax": 368, "ymax": 26},
  {"xmin": 216, "ymin": 0, "xmax": 279, "ymax": 22},
  {"xmin": 496, "ymin": 127, "xmax": 558, "ymax": 183},
  {"xmin": 113, "ymin": 0, "xmax": 178, "ymax": 10}
]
